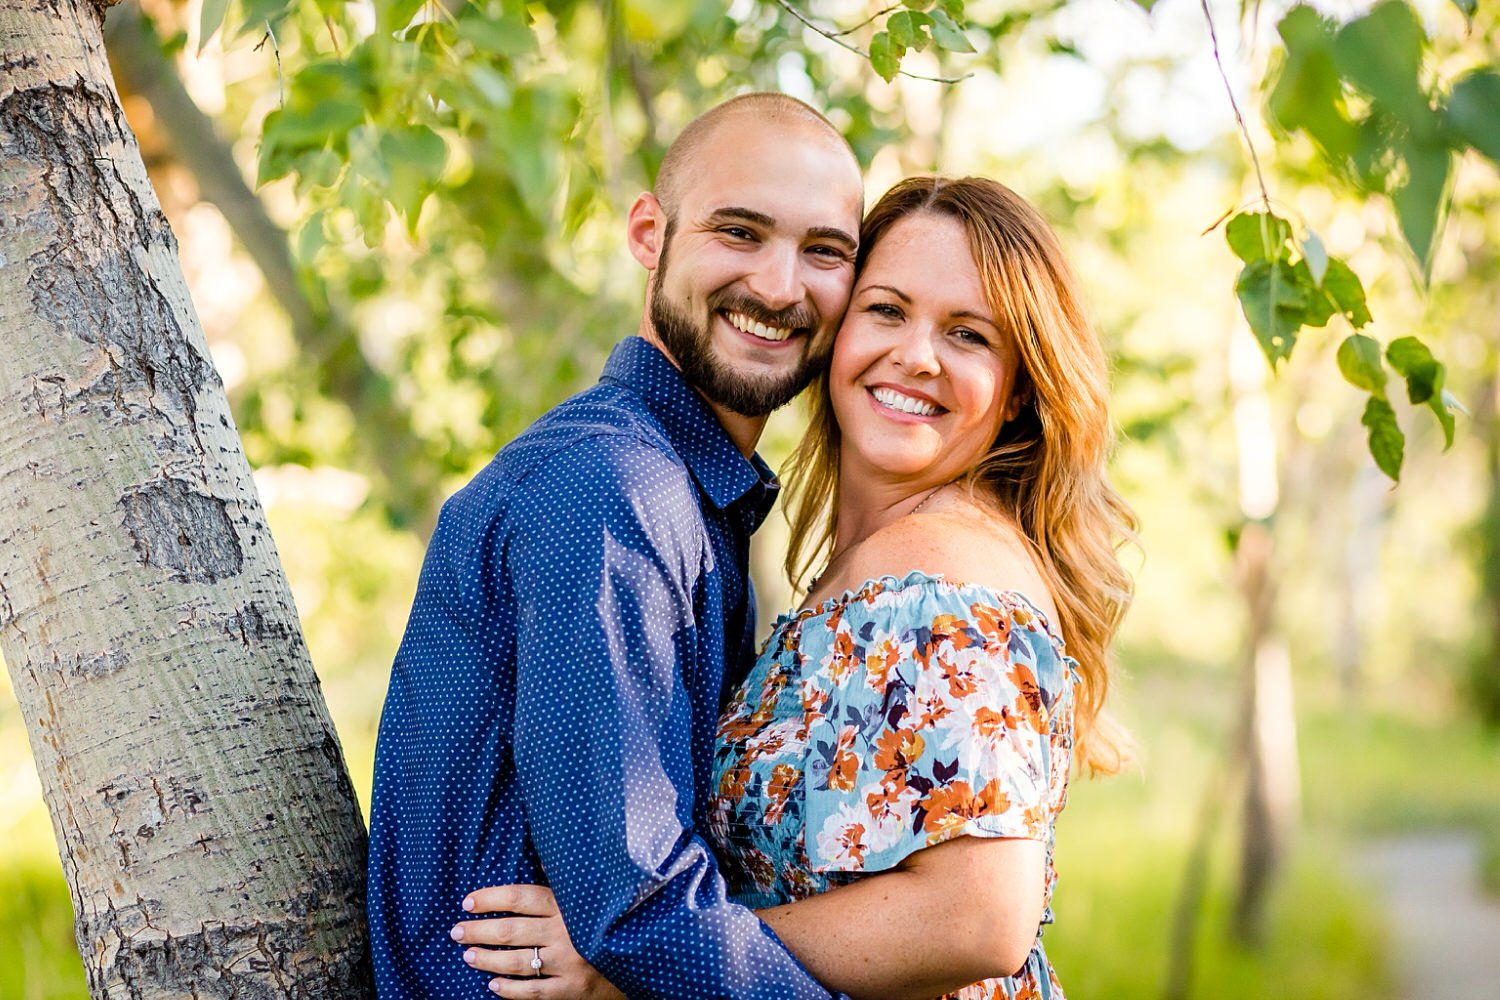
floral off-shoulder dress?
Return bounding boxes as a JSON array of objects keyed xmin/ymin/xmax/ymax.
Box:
[{"xmin": 708, "ymin": 571, "xmax": 1078, "ymax": 1000}]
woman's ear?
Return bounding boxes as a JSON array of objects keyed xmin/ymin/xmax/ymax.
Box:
[
  {"xmin": 627, "ymin": 192, "xmax": 666, "ymax": 272},
  {"xmin": 1004, "ymin": 375, "xmax": 1033, "ymax": 424}
]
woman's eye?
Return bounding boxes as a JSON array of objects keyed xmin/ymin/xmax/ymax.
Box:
[
  {"xmin": 953, "ymin": 328, "xmax": 987, "ymax": 345},
  {"xmin": 868, "ymin": 303, "xmax": 902, "ymax": 320}
]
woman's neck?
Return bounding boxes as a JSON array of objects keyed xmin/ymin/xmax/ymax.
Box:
[{"xmin": 830, "ymin": 472, "xmax": 948, "ymax": 561}]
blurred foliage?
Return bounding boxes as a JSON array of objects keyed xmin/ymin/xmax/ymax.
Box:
[{"xmin": 6, "ymin": 0, "xmax": 1500, "ymax": 995}]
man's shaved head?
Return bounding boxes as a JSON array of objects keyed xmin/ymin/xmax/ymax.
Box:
[{"xmin": 654, "ymin": 93, "xmax": 856, "ymax": 219}]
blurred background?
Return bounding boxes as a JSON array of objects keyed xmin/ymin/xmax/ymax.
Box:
[{"xmin": 3, "ymin": 0, "xmax": 1497, "ymax": 996}]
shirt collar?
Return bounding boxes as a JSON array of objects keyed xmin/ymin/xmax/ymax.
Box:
[{"xmin": 600, "ymin": 337, "xmax": 781, "ymax": 516}]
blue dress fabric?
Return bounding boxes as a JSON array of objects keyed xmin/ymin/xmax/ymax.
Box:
[
  {"xmin": 366, "ymin": 336, "xmax": 835, "ymax": 999},
  {"xmin": 709, "ymin": 572, "xmax": 1078, "ymax": 999}
]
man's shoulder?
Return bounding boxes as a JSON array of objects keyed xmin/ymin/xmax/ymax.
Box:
[{"xmin": 441, "ymin": 382, "xmax": 693, "ymax": 527}]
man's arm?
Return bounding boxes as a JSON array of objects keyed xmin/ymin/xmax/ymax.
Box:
[{"xmin": 506, "ymin": 436, "xmax": 833, "ymax": 1000}]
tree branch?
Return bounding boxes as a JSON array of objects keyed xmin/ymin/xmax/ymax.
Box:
[{"xmin": 772, "ymin": 0, "xmax": 970, "ymax": 84}]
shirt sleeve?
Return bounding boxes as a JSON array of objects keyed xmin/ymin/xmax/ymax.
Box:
[
  {"xmin": 508, "ymin": 434, "xmax": 835, "ymax": 1000},
  {"xmin": 801, "ymin": 580, "xmax": 1075, "ymax": 874}
]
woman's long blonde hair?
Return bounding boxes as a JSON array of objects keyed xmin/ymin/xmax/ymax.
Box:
[{"xmin": 782, "ymin": 176, "xmax": 1137, "ymax": 775}]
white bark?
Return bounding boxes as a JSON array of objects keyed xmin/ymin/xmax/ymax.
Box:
[{"xmin": 0, "ymin": 1, "xmax": 371, "ymax": 996}]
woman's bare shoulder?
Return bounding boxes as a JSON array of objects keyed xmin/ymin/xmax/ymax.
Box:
[{"xmin": 840, "ymin": 506, "xmax": 1060, "ymax": 622}]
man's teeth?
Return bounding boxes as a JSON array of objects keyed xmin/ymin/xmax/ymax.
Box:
[
  {"xmin": 726, "ymin": 311, "xmax": 793, "ymax": 342},
  {"xmin": 872, "ymin": 386, "xmax": 940, "ymax": 416}
]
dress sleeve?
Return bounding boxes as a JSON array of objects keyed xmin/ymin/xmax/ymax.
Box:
[{"xmin": 801, "ymin": 579, "xmax": 1075, "ymax": 874}]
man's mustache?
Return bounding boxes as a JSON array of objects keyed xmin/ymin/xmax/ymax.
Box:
[{"xmin": 708, "ymin": 291, "xmax": 815, "ymax": 332}]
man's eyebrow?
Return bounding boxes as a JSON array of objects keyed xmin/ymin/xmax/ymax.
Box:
[
  {"xmin": 706, "ymin": 206, "xmax": 776, "ymax": 227},
  {"xmin": 705, "ymin": 208, "xmax": 857, "ymax": 250},
  {"xmin": 807, "ymin": 226, "xmax": 858, "ymax": 251}
]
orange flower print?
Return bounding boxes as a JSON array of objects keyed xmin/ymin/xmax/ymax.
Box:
[
  {"xmin": 971, "ymin": 601, "xmax": 1012, "ymax": 646},
  {"xmin": 750, "ymin": 668, "xmax": 789, "ymax": 725},
  {"xmin": 814, "ymin": 803, "xmax": 870, "ymax": 869},
  {"xmin": 765, "ymin": 763, "xmax": 800, "ymax": 825},
  {"xmin": 938, "ymin": 653, "xmax": 981, "ymax": 700},
  {"xmin": 921, "ymin": 778, "xmax": 1012, "ymax": 844},
  {"xmin": 827, "ymin": 626, "xmax": 859, "ymax": 685},
  {"xmin": 929, "ymin": 613, "xmax": 977, "ymax": 652},
  {"xmin": 828, "ymin": 726, "xmax": 859, "ymax": 791},
  {"xmin": 873, "ymin": 727, "xmax": 925, "ymax": 775},
  {"xmin": 865, "ymin": 637, "xmax": 902, "ymax": 695},
  {"xmin": 718, "ymin": 761, "xmax": 751, "ymax": 802},
  {"xmin": 1006, "ymin": 662, "xmax": 1045, "ymax": 731},
  {"xmin": 974, "ymin": 705, "xmax": 1007, "ymax": 744},
  {"xmin": 801, "ymin": 681, "xmax": 830, "ymax": 725}
]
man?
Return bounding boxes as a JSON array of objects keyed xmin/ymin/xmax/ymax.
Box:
[{"xmin": 366, "ymin": 93, "xmax": 864, "ymax": 999}]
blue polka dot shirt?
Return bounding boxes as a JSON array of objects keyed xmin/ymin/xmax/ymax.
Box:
[{"xmin": 367, "ymin": 337, "xmax": 836, "ymax": 998}]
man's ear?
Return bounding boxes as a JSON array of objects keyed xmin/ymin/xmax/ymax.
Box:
[{"xmin": 627, "ymin": 192, "xmax": 666, "ymax": 272}]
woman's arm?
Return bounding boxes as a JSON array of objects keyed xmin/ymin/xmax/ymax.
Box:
[
  {"xmin": 758, "ymin": 835, "xmax": 1047, "ymax": 1000},
  {"xmin": 457, "ymin": 835, "xmax": 1043, "ymax": 1000}
]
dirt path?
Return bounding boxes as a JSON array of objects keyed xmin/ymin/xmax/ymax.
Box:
[{"xmin": 1354, "ymin": 832, "xmax": 1500, "ymax": 1000}]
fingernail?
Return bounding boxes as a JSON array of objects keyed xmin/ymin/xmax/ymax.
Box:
[
  {"xmin": 462, "ymin": 896, "xmax": 475, "ymax": 911},
  {"xmin": 463, "ymin": 949, "xmax": 477, "ymax": 965},
  {"xmin": 450, "ymin": 926, "xmax": 464, "ymax": 941}
]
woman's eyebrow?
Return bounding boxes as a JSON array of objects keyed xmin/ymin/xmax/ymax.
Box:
[
  {"xmin": 859, "ymin": 283, "xmax": 910, "ymax": 302},
  {"xmin": 951, "ymin": 309, "xmax": 1000, "ymax": 329}
]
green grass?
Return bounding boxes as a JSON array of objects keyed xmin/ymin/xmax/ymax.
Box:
[
  {"xmin": 0, "ymin": 861, "xmax": 87, "ymax": 1000},
  {"xmin": 1045, "ymin": 766, "xmax": 1395, "ymax": 1000}
]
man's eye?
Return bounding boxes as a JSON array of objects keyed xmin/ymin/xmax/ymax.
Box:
[
  {"xmin": 809, "ymin": 245, "xmax": 848, "ymax": 259},
  {"xmin": 721, "ymin": 227, "xmax": 755, "ymax": 240}
]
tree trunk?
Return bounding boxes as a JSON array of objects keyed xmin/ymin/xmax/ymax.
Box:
[
  {"xmin": 0, "ymin": 1, "xmax": 372, "ymax": 996},
  {"xmin": 1226, "ymin": 332, "xmax": 1299, "ymax": 946}
]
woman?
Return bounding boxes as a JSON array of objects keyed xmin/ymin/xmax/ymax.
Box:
[{"xmin": 455, "ymin": 176, "xmax": 1135, "ymax": 999}]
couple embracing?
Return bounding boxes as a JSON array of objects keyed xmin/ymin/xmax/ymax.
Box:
[{"xmin": 367, "ymin": 92, "xmax": 1135, "ymax": 1000}]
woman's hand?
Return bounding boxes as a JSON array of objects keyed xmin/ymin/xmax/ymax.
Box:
[{"xmin": 451, "ymin": 884, "xmax": 624, "ymax": 999}]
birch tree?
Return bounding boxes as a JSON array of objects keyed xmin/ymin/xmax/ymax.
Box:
[{"xmin": 0, "ymin": 0, "xmax": 371, "ymax": 995}]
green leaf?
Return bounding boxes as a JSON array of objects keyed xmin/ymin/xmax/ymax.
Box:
[
  {"xmin": 380, "ymin": 125, "xmax": 448, "ymax": 233},
  {"xmin": 1333, "ymin": 0, "xmax": 1428, "ymax": 119},
  {"xmin": 1337, "ymin": 334, "xmax": 1387, "ymax": 394},
  {"xmin": 1128, "ymin": 0, "xmax": 1158, "ymax": 10},
  {"xmin": 888, "ymin": 11, "xmax": 931, "ymax": 52},
  {"xmin": 939, "ymin": 0, "xmax": 965, "ymax": 16},
  {"xmin": 455, "ymin": 7, "xmax": 539, "ymax": 59},
  {"xmin": 1387, "ymin": 335, "xmax": 1458, "ymax": 449},
  {"xmin": 928, "ymin": 9, "xmax": 975, "ymax": 52},
  {"xmin": 902, "ymin": 0, "xmax": 936, "ymax": 10},
  {"xmin": 1445, "ymin": 70, "xmax": 1500, "ymax": 165},
  {"xmin": 1392, "ymin": 136, "xmax": 1451, "ymax": 277},
  {"xmin": 378, "ymin": 0, "xmax": 427, "ymax": 35},
  {"xmin": 1386, "ymin": 335, "xmax": 1442, "ymax": 404},
  {"xmin": 1226, "ymin": 211, "xmax": 1292, "ymax": 264},
  {"xmin": 1449, "ymin": 0, "xmax": 1477, "ymax": 19},
  {"xmin": 199, "ymin": 0, "xmax": 230, "ymax": 51},
  {"xmin": 1299, "ymin": 229, "xmax": 1329, "ymax": 286},
  {"xmin": 1234, "ymin": 258, "xmax": 1311, "ymax": 365},
  {"xmin": 1270, "ymin": 6, "xmax": 1359, "ymax": 164},
  {"xmin": 1321, "ymin": 256, "xmax": 1372, "ymax": 328},
  {"xmin": 870, "ymin": 31, "xmax": 899, "ymax": 82},
  {"xmin": 1362, "ymin": 395, "xmax": 1404, "ymax": 480}
]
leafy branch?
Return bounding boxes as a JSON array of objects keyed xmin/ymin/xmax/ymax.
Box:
[{"xmin": 772, "ymin": 0, "xmax": 975, "ymax": 84}]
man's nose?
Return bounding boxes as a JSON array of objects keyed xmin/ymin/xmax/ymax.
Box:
[{"xmin": 744, "ymin": 245, "xmax": 801, "ymax": 312}]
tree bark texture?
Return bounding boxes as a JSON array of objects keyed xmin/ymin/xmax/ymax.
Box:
[{"xmin": 0, "ymin": 2, "xmax": 372, "ymax": 997}]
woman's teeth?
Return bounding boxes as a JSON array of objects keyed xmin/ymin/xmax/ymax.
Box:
[
  {"xmin": 726, "ymin": 311, "xmax": 793, "ymax": 342},
  {"xmin": 872, "ymin": 386, "xmax": 940, "ymax": 416}
]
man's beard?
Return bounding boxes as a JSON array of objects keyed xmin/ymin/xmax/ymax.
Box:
[{"xmin": 649, "ymin": 235, "xmax": 827, "ymax": 418}]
